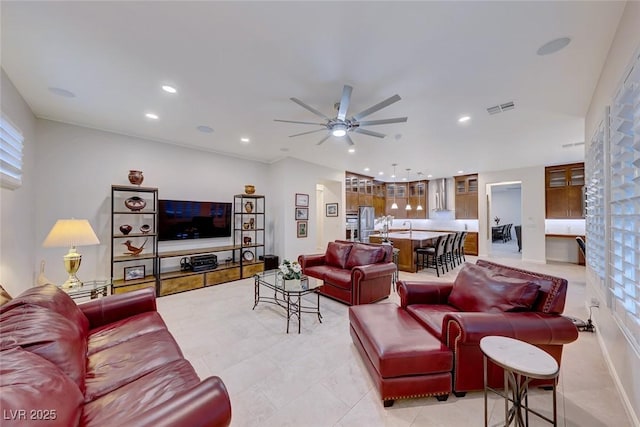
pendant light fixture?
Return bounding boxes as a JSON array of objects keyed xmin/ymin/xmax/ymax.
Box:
[
  {"xmin": 416, "ymin": 172, "xmax": 424, "ymax": 211},
  {"xmin": 391, "ymin": 163, "xmax": 398, "ymax": 210},
  {"xmin": 405, "ymin": 168, "xmax": 412, "ymax": 210}
]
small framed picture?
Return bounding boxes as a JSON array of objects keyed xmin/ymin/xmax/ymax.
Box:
[
  {"xmin": 124, "ymin": 265, "xmax": 145, "ymax": 281},
  {"xmin": 295, "ymin": 193, "xmax": 309, "ymax": 207},
  {"xmin": 326, "ymin": 203, "xmax": 338, "ymax": 217},
  {"xmin": 295, "ymin": 207, "xmax": 309, "ymax": 220},
  {"xmin": 297, "ymin": 221, "xmax": 308, "ymax": 238}
]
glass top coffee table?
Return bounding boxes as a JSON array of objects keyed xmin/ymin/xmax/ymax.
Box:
[{"xmin": 253, "ymin": 270, "xmax": 323, "ymax": 333}]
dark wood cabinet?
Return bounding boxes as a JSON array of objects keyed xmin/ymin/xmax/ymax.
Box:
[
  {"xmin": 345, "ymin": 172, "xmax": 374, "ymax": 213},
  {"xmin": 455, "ymin": 174, "xmax": 478, "ymax": 219},
  {"xmin": 545, "ymin": 163, "xmax": 584, "ymax": 219},
  {"xmin": 406, "ymin": 180, "xmax": 428, "ymax": 219}
]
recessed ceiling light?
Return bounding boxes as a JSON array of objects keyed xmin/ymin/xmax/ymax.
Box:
[
  {"xmin": 240, "ymin": 137, "xmax": 250, "ymax": 143},
  {"xmin": 348, "ymin": 148, "xmax": 355, "ymax": 153},
  {"xmin": 48, "ymin": 87, "xmax": 76, "ymax": 98},
  {"xmin": 391, "ymin": 174, "xmax": 396, "ymax": 178},
  {"xmin": 457, "ymin": 170, "xmax": 464, "ymax": 174},
  {"xmin": 537, "ymin": 37, "xmax": 571, "ymax": 56},
  {"xmin": 162, "ymin": 85, "xmax": 177, "ymax": 94},
  {"xmin": 427, "ymin": 174, "xmax": 433, "ymax": 178},
  {"xmin": 378, "ymin": 171, "xmax": 384, "ymax": 176},
  {"xmin": 145, "ymin": 113, "xmax": 159, "ymax": 120},
  {"xmin": 458, "ymin": 116, "xmax": 471, "ymax": 123},
  {"xmin": 402, "ymin": 177, "xmax": 407, "ymax": 181},
  {"xmin": 364, "ymin": 167, "xmax": 370, "ymax": 172},
  {"xmin": 196, "ymin": 125, "xmax": 214, "ymax": 133}
]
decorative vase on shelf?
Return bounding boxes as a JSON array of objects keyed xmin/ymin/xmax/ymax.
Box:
[
  {"xmin": 244, "ymin": 201, "xmax": 254, "ymax": 213},
  {"xmin": 119, "ymin": 224, "xmax": 132, "ymax": 235},
  {"xmin": 125, "ymin": 196, "xmax": 146, "ymax": 211},
  {"xmin": 128, "ymin": 170, "xmax": 144, "ymax": 186},
  {"xmin": 244, "ymin": 184, "xmax": 255, "ymax": 195},
  {"xmin": 140, "ymin": 224, "xmax": 151, "ymax": 234}
]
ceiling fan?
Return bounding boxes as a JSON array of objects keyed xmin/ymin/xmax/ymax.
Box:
[{"xmin": 274, "ymin": 85, "xmax": 408, "ymax": 146}]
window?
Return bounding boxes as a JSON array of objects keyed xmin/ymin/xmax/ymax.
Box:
[
  {"xmin": 0, "ymin": 113, "xmax": 24, "ymax": 190},
  {"xmin": 586, "ymin": 120, "xmax": 606, "ymax": 281}
]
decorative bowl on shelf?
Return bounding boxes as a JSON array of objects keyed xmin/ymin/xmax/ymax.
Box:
[
  {"xmin": 244, "ymin": 184, "xmax": 255, "ymax": 195},
  {"xmin": 128, "ymin": 170, "xmax": 144, "ymax": 185},
  {"xmin": 124, "ymin": 196, "xmax": 146, "ymax": 211},
  {"xmin": 119, "ymin": 224, "xmax": 132, "ymax": 235},
  {"xmin": 140, "ymin": 224, "xmax": 151, "ymax": 234}
]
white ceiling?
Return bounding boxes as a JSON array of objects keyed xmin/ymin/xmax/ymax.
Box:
[{"xmin": 0, "ymin": 1, "xmax": 626, "ymax": 180}]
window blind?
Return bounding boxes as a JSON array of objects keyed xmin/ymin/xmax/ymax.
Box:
[{"xmin": 0, "ymin": 113, "xmax": 24, "ymax": 190}]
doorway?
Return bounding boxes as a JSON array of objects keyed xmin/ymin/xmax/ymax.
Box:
[{"xmin": 488, "ymin": 182, "xmax": 522, "ymax": 259}]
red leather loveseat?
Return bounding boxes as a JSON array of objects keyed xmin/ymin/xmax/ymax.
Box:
[
  {"xmin": 299, "ymin": 240, "xmax": 396, "ymax": 305},
  {"xmin": 349, "ymin": 260, "xmax": 579, "ymax": 407},
  {"xmin": 0, "ymin": 285, "xmax": 231, "ymax": 427}
]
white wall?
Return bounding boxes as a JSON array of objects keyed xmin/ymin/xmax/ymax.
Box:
[
  {"xmin": 584, "ymin": 2, "xmax": 640, "ymax": 424},
  {"xmin": 478, "ymin": 167, "xmax": 546, "ymax": 263},
  {"xmin": 490, "ymin": 186, "xmax": 521, "ymax": 227},
  {"xmin": 33, "ymin": 119, "xmax": 270, "ymax": 285},
  {"xmin": 0, "ymin": 69, "xmax": 37, "ymax": 295}
]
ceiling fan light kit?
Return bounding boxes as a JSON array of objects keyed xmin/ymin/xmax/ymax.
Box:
[{"xmin": 275, "ymin": 85, "xmax": 407, "ymax": 146}]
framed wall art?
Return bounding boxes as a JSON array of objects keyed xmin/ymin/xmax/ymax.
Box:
[
  {"xmin": 326, "ymin": 203, "xmax": 338, "ymax": 217},
  {"xmin": 295, "ymin": 193, "xmax": 309, "ymax": 207},
  {"xmin": 124, "ymin": 265, "xmax": 145, "ymax": 281},
  {"xmin": 297, "ymin": 221, "xmax": 308, "ymax": 238},
  {"xmin": 295, "ymin": 207, "xmax": 309, "ymax": 220}
]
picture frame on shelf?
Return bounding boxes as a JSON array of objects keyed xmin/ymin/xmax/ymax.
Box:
[
  {"xmin": 124, "ymin": 265, "xmax": 145, "ymax": 281},
  {"xmin": 295, "ymin": 207, "xmax": 308, "ymax": 220},
  {"xmin": 295, "ymin": 193, "xmax": 309, "ymax": 207},
  {"xmin": 297, "ymin": 221, "xmax": 308, "ymax": 238},
  {"xmin": 326, "ymin": 203, "xmax": 338, "ymax": 217}
]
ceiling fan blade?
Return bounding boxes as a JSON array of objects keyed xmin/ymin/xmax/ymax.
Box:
[
  {"xmin": 337, "ymin": 85, "xmax": 353, "ymax": 121},
  {"xmin": 353, "ymin": 128, "xmax": 386, "ymax": 138},
  {"xmin": 274, "ymin": 119, "xmax": 327, "ymax": 126},
  {"xmin": 289, "ymin": 128, "xmax": 328, "ymax": 138},
  {"xmin": 357, "ymin": 117, "xmax": 408, "ymax": 126},
  {"xmin": 290, "ymin": 97, "xmax": 330, "ymax": 120},
  {"xmin": 352, "ymin": 94, "xmax": 401, "ymax": 121},
  {"xmin": 344, "ymin": 134, "xmax": 355, "ymax": 146},
  {"xmin": 316, "ymin": 134, "xmax": 331, "ymax": 145}
]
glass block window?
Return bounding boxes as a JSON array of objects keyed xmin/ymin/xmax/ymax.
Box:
[
  {"xmin": 0, "ymin": 113, "xmax": 24, "ymax": 190},
  {"xmin": 608, "ymin": 53, "xmax": 640, "ymax": 351}
]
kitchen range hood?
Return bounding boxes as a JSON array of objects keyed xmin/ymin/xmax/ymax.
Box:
[{"xmin": 433, "ymin": 178, "xmax": 450, "ymax": 211}]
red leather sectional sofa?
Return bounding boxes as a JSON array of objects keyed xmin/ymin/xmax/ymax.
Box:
[
  {"xmin": 299, "ymin": 240, "xmax": 397, "ymax": 305},
  {"xmin": 349, "ymin": 260, "xmax": 579, "ymax": 407},
  {"xmin": 0, "ymin": 285, "xmax": 231, "ymax": 427}
]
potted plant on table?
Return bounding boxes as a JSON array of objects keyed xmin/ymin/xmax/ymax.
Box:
[{"xmin": 278, "ymin": 259, "xmax": 304, "ymax": 288}]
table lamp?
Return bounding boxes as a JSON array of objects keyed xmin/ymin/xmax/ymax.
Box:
[{"xmin": 42, "ymin": 219, "xmax": 100, "ymax": 289}]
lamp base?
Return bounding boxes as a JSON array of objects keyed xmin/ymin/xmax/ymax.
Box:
[
  {"xmin": 61, "ymin": 275, "xmax": 82, "ymax": 289},
  {"xmin": 62, "ymin": 248, "xmax": 83, "ymax": 289}
]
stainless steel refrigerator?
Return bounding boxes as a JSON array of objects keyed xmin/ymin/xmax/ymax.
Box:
[{"xmin": 358, "ymin": 206, "xmax": 375, "ymax": 243}]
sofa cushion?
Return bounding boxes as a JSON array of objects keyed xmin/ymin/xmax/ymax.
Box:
[
  {"xmin": 0, "ymin": 304, "xmax": 87, "ymax": 391},
  {"xmin": 406, "ymin": 304, "xmax": 459, "ymax": 340},
  {"xmin": 323, "ymin": 267, "xmax": 353, "ymax": 290},
  {"xmin": 448, "ymin": 263, "xmax": 540, "ymax": 313},
  {"xmin": 81, "ymin": 358, "xmax": 200, "ymax": 427},
  {"xmin": 1, "ymin": 284, "xmax": 89, "ymax": 337},
  {"xmin": 345, "ymin": 243, "xmax": 386, "ymax": 269},
  {"xmin": 0, "ymin": 347, "xmax": 84, "ymax": 427},
  {"xmin": 325, "ymin": 241, "xmax": 353, "ymax": 269},
  {"xmin": 87, "ymin": 311, "xmax": 167, "ymax": 355},
  {"xmin": 85, "ymin": 329, "xmax": 184, "ymax": 401}
]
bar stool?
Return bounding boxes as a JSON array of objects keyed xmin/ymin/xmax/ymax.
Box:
[{"xmin": 480, "ymin": 336, "xmax": 559, "ymax": 426}]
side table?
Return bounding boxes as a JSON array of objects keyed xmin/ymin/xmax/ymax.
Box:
[
  {"xmin": 480, "ymin": 336, "xmax": 559, "ymax": 426},
  {"xmin": 62, "ymin": 280, "xmax": 112, "ymax": 301}
]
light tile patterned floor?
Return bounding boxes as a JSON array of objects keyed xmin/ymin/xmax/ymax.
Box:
[{"xmin": 157, "ymin": 256, "xmax": 632, "ymax": 427}]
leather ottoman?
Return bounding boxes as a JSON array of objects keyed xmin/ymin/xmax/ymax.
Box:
[{"xmin": 349, "ymin": 303, "xmax": 452, "ymax": 407}]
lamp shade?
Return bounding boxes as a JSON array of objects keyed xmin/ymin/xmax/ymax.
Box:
[{"xmin": 43, "ymin": 219, "xmax": 100, "ymax": 248}]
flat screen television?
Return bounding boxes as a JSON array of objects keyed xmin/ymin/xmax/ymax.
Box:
[{"xmin": 158, "ymin": 199, "xmax": 232, "ymax": 241}]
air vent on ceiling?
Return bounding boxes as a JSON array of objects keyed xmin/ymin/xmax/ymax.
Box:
[{"xmin": 487, "ymin": 101, "xmax": 515, "ymax": 115}]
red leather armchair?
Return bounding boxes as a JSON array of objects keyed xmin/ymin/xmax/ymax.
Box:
[
  {"xmin": 0, "ymin": 285, "xmax": 231, "ymax": 427},
  {"xmin": 299, "ymin": 240, "xmax": 396, "ymax": 305}
]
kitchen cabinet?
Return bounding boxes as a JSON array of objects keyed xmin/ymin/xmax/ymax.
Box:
[
  {"xmin": 455, "ymin": 174, "xmax": 478, "ymax": 219},
  {"xmin": 406, "ymin": 180, "xmax": 428, "ymax": 219},
  {"xmin": 545, "ymin": 163, "xmax": 584, "ymax": 219},
  {"xmin": 385, "ymin": 183, "xmax": 407, "ymax": 216},
  {"xmin": 345, "ymin": 172, "xmax": 374, "ymax": 213}
]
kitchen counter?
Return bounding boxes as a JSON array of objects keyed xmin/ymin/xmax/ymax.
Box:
[{"xmin": 370, "ymin": 231, "xmax": 451, "ymax": 273}]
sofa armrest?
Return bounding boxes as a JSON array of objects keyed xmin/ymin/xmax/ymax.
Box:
[
  {"xmin": 79, "ymin": 287, "xmax": 157, "ymax": 329},
  {"xmin": 120, "ymin": 376, "xmax": 232, "ymax": 427},
  {"xmin": 352, "ymin": 262, "xmax": 397, "ymax": 281},
  {"xmin": 298, "ymin": 253, "xmax": 326, "ymax": 269},
  {"xmin": 397, "ymin": 281, "xmax": 454, "ymax": 308},
  {"xmin": 444, "ymin": 312, "xmax": 579, "ymax": 347}
]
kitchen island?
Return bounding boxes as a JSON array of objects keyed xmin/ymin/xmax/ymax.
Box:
[{"xmin": 370, "ymin": 231, "xmax": 451, "ymax": 273}]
